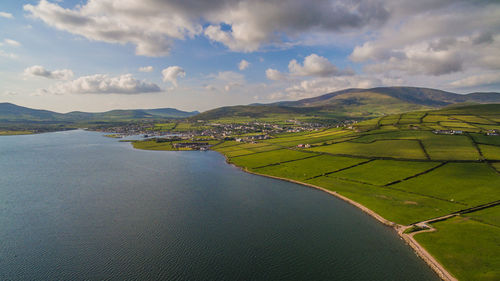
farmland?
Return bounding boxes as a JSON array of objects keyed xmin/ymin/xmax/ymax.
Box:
[
  {"xmin": 129, "ymin": 103, "xmax": 500, "ymax": 280},
  {"xmin": 210, "ymin": 104, "xmax": 500, "ymax": 281}
]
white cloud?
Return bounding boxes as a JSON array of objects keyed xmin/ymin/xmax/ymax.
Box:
[
  {"xmin": 139, "ymin": 66, "xmax": 154, "ymax": 72},
  {"xmin": 238, "ymin": 59, "xmax": 250, "ymax": 70},
  {"xmin": 204, "ymin": 84, "xmax": 217, "ymax": 91},
  {"xmin": 450, "ymin": 73, "xmax": 500, "ymax": 88},
  {"xmin": 46, "ymin": 74, "xmax": 161, "ymax": 95},
  {"xmin": 24, "ymin": 65, "xmax": 74, "ymax": 80},
  {"xmin": 205, "ymin": 71, "xmax": 246, "ymax": 93},
  {"xmin": 4, "ymin": 39, "xmax": 21, "ymax": 47},
  {"xmin": 224, "ymin": 82, "xmax": 242, "ymax": 92},
  {"xmin": 265, "ymin": 68, "xmax": 287, "ymax": 81},
  {"xmin": 289, "ymin": 54, "xmax": 345, "ymax": 77},
  {"xmin": 277, "ymin": 75, "xmax": 381, "ymax": 100},
  {"xmin": 0, "ymin": 12, "xmax": 13, "ymax": 19},
  {"xmin": 0, "ymin": 49, "xmax": 17, "ymax": 59},
  {"xmin": 266, "ymin": 54, "xmax": 351, "ymax": 82},
  {"xmin": 162, "ymin": 66, "xmax": 186, "ymax": 87}
]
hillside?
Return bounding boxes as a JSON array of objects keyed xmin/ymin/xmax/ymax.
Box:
[
  {"xmin": 0, "ymin": 103, "xmax": 198, "ymax": 123},
  {"xmin": 195, "ymin": 87, "xmax": 500, "ymax": 121}
]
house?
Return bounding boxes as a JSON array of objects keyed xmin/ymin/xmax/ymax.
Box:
[{"xmin": 486, "ymin": 130, "xmax": 499, "ymax": 136}]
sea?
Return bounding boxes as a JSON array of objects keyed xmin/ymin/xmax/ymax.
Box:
[{"xmin": 0, "ymin": 130, "xmax": 439, "ymax": 280}]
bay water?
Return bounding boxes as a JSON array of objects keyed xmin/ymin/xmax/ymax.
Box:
[{"xmin": 0, "ymin": 130, "xmax": 438, "ymax": 280}]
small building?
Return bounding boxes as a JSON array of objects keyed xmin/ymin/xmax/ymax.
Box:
[{"xmin": 486, "ymin": 130, "xmax": 499, "ymax": 136}]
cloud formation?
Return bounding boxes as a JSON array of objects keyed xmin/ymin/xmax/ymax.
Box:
[
  {"xmin": 265, "ymin": 68, "xmax": 287, "ymax": 81},
  {"xmin": 238, "ymin": 59, "xmax": 250, "ymax": 70},
  {"xmin": 0, "ymin": 49, "xmax": 17, "ymax": 59},
  {"xmin": 350, "ymin": 0, "xmax": 500, "ymax": 78},
  {"xmin": 289, "ymin": 54, "xmax": 346, "ymax": 77},
  {"xmin": 450, "ymin": 73, "xmax": 500, "ymax": 88},
  {"xmin": 24, "ymin": 0, "xmax": 389, "ymax": 55},
  {"xmin": 47, "ymin": 74, "xmax": 161, "ymax": 95},
  {"xmin": 0, "ymin": 12, "xmax": 13, "ymax": 19},
  {"xmin": 139, "ymin": 66, "xmax": 154, "ymax": 72},
  {"xmin": 266, "ymin": 54, "xmax": 351, "ymax": 82},
  {"xmin": 24, "ymin": 65, "xmax": 74, "ymax": 80},
  {"xmin": 162, "ymin": 66, "xmax": 186, "ymax": 87},
  {"xmin": 3, "ymin": 39, "xmax": 20, "ymax": 47}
]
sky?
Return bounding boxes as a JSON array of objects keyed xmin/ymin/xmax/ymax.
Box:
[{"xmin": 0, "ymin": 0, "xmax": 499, "ymax": 113}]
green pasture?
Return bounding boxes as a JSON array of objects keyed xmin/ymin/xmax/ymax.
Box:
[
  {"xmin": 308, "ymin": 139, "xmax": 427, "ymax": 159},
  {"xmin": 229, "ymin": 149, "xmax": 316, "ymax": 169},
  {"xmin": 0, "ymin": 130, "xmax": 33, "ymax": 135},
  {"xmin": 255, "ymin": 154, "xmax": 366, "ymax": 181},
  {"xmin": 331, "ymin": 160, "xmax": 440, "ymax": 186},
  {"xmin": 306, "ymin": 176, "xmax": 460, "ymax": 225},
  {"xmin": 391, "ymin": 163, "xmax": 500, "ymax": 206},
  {"xmin": 415, "ymin": 213, "xmax": 500, "ymax": 281},
  {"xmin": 132, "ymin": 139, "xmax": 218, "ymax": 151},
  {"xmin": 471, "ymin": 133, "xmax": 500, "ymax": 146},
  {"xmin": 451, "ymin": 115, "xmax": 495, "ymax": 124},
  {"xmin": 478, "ymin": 144, "xmax": 500, "ymax": 160}
]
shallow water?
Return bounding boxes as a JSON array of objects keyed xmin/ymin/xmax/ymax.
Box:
[{"xmin": 0, "ymin": 130, "xmax": 439, "ymax": 280}]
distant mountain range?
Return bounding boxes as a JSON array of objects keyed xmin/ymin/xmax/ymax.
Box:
[
  {"xmin": 194, "ymin": 87, "xmax": 500, "ymax": 120},
  {"xmin": 1, "ymin": 87, "xmax": 499, "ymax": 127},
  {"xmin": 0, "ymin": 103, "xmax": 199, "ymax": 123}
]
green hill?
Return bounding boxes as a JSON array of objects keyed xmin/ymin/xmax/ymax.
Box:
[
  {"xmin": 0, "ymin": 103, "xmax": 198, "ymax": 122},
  {"xmin": 195, "ymin": 87, "xmax": 500, "ymax": 121}
]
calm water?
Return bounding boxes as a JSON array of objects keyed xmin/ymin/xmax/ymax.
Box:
[{"xmin": 0, "ymin": 130, "xmax": 439, "ymax": 280}]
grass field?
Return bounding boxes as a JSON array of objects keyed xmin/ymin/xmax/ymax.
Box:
[
  {"xmin": 308, "ymin": 139, "xmax": 428, "ymax": 159},
  {"xmin": 306, "ymin": 176, "xmax": 460, "ymax": 225},
  {"xmin": 478, "ymin": 144, "xmax": 500, "ymax": 160},
  {"xmin": 254, "ymin": 154, "xmax": 366, "ymax": 181},
  {"xmin": 0, "ymin": 130, "xmax": 33, "ymax": 135},
  {"xmin": 415, "ymin": 210, "xmax": 500, "ymax": 281},
  {"xmin": 331, "ymin": 160, "xmax": 441, "ymax": 186},
  {"xmin": 471, "ymin": 133, "xmax": 500, "ymax": 146},
  {"xmin": 229, "ymin": 149, "xmax": 315, "ymax": 169},
  {"xmin": 132, "ymin": 139, "xmax": 219, "ymax": 151},
  {"xmin": 390, "ymin": 163, "xmax": 500, "ymax": 206}
]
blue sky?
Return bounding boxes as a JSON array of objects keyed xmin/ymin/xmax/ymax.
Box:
[{"xmin": 0, "ymin": 0, "xmax": 499, "ymax": 112}]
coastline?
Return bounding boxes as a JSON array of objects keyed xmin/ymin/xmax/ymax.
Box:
[{"xmin": 218, "ymin": 152, "xmax": 457, "ymax": 281}]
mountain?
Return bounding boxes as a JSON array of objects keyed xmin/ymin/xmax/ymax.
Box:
[
  {"xmin": 0, "ymin": 103, "xmax": 199, "ymax": 123},
  {"xmin": 0, "ymin": 102, "xmax": 65, "ymax": 121},
  {"xmin": 195, "ymin": 87, "xmax": 500, "ymax": 121}
]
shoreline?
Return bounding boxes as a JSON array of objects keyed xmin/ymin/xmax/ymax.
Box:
[{"xmin": 219, "ymin": 153, "xmax": 457, "ymax": 281}]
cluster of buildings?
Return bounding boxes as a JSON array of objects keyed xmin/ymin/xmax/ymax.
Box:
[
  {"xmin": 198, "ymin": 121, "xmax": 324, "ymax": 139},
  {"xmin": 172, "ymin": 142, "xmax": 210, "ymax": 150}
]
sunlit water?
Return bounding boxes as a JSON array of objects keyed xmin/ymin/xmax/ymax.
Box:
[{"xmin": 0, "ymin": 130, "xmax": 438, "ymax": 280}]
